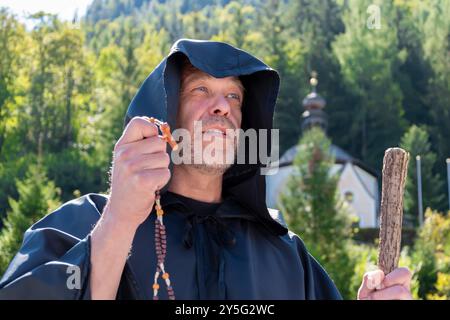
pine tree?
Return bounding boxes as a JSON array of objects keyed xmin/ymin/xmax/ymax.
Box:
[
  {"xmin": 0, "ymin": 164, "xmax": 61, "ymax": 275},
  {"xmin": 278, "ymin": 127, "xmax": 355, "ymax": 299},
  {"xmin": 400, "ymin": 125, "xmax": 445, "ymax": 225}
]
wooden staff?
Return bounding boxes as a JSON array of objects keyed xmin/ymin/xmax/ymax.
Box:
[{"xmin": 377, "ymin": 148, "xmax": 409, "ymax": 275}]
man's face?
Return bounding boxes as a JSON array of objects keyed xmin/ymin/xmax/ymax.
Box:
[{"xmin": 176, "ymin": 66, "xmax": 244, "ymax": 175}]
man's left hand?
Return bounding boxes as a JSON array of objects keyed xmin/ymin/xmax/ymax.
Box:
[{"xmin": 357, "ymin": 267, "xmax": 413, "ymax": 300}]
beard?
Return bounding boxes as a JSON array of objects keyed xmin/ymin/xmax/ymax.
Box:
[
  {"xmin": 189, "ymin": 161, "xmax": 232, "ymax": 175},
  {"xmin": 188, "ymin": 156, "xmax": 233, "ymax": 176},
  {"xmin": 173, "ymin": 115, "xmax": 239, "ymax": 175},
  {"xmin": 187, "ymin": 135, "xmax": 237, "ymax": 175}
]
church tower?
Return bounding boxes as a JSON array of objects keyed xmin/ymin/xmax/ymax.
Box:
[{"xmin": 301, "ymin": 71, "xmax": 328, "ymax": 133}]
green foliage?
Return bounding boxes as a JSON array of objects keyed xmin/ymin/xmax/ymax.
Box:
[
  {"xmin": 411, "ymin": 208, "xmax": 450, "ymax": 299},
  {"xmin": 279, "ymin": 127, "xmax": 356, "ymax": 298},
  {"xmin": 344, "ymin": 242, "xmax": 421, "ymax": 299},
  {"xmin": 210, "ymin": 1, "xmax": 255, "ymax": 48},
  {"xmin": 427, "ymin": 272, "xmax": 450, "ymax": 300},
  {"xmin": 346, "ymin": 243, "xmax": 377, "ymax": 298},
  {"xmin": 418, "ymin": 0, "xmax": 450, "ymax": 197},
  {"xmin": 0, "ymin": 154, "xmax": 36, "ymax": 219},
  {"xmin": 0, "ymin": 8, "xmax": 27, "ymax": 157},
  {"xmin": 43, "ymin": 148, "xmax": 108, "ymax": 202},
  {"xmin": 84, "ymin": 0, "xmax": 151, "ymax": 25},
  {"xmin": 332, "ymin": 0, "xmax": 407, "ymax": 168},
  {"xmin": 0, "ymin": 164, "xmax": 61, "ymax": 275},
  {"xmin": 12, "ymin": 13, "xmax": 94, "ymax": 157},
  {"xmin": 400, "ymin": 125, "xmax": 445, "ymax": 223}
]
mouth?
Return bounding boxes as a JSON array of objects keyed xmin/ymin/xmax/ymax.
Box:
[{"xmin": 202, "ymin": 127, "xmax": 228, "ymax": 137}]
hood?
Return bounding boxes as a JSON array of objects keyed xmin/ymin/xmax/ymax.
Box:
[{"xmin": 124, "ymin": 38, "xmax": 287, "ymax": 236}]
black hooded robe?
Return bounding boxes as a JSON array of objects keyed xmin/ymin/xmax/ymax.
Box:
[{"xmin": 0, "ymin": 39, "xmax": 342, "ymax": 300}]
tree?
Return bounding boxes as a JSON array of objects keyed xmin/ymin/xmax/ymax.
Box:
[
  {"xmin": 92, "ymin": 17, "xmax": 141, "ymax": 144},
  {"xmin": 257, "ymin": 0, "xmax": 305, "ymax": 154},
  {"xmin": 0, "ymin": 9, "xmax": 26, "ymax": 156},
  {"xmin": 411, "ymin": 208, "xmax": 450, "ymax": 299},
  {"xmin": 332, "ymin": 0, "xmax": 407, "ymax": 168},
  {"xmin": 182, "ymin": 8, "xmax": 214, "ymax": 40},
  {"xmin": 0, "ymin": 164, "xmax": 61, "ymax": 275},
  {"xmin": 278, "ymin": 127, "xmax": 355, "ymax": 299},
  {"xmin": 14, "ymin": 13, "xmax": 91, "ymax": 156},
  {"xmin": 285, "ymin": 0, "xmax": 354, "ymax": 156},
  {"xmin": 417, "ymin": 0, "xmax": 450, "ymax": 199},
  {"xmin": 400, "ymin": 125, "xmax": 445, "ymax": 224},
  {"xmin": 23, "ymin": 12, "xmax": 59, "ymax": 157},
  {"xmin": 211, "ymin": 1, "xmax": 255, "ymax": 48},
  {"xmin": 157, "ymin": 0, "xmax": 184, "ymax": 43},
  {"xmin": 392, "ymin": 0, "xmax": 433, "ymax": 127},
  {"xmin": 47, "ymin": 22, "xmax": 91, "ymax": 150}
]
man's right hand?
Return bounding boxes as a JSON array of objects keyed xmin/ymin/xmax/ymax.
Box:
[{"xmin": 105, "ymin": 116, "xmax": 171, "ymax": 228}]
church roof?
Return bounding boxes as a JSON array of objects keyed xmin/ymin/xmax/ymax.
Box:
[{"xmin": 278, "ymin": 144, "xmax": 379, "ymax": 178}]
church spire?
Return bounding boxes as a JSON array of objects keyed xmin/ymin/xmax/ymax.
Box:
[
  {"xmin": 301, "ymin": 71, "xmax": 328, "ymax": 132},
  {"xmin": 310, "ymin": 71, "xmax": 318, "ymax": 93}
]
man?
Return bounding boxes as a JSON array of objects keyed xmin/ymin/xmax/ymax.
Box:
[{"xmin": 0, "ymin": 39, "xmax": 411, "ymax": 300}]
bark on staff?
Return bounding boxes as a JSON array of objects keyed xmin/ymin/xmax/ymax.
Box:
[{"xmin": 377, "ymin": 148, "xmax": 409, "ymax": 274}]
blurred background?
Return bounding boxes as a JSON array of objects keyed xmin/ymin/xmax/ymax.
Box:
[{"xmin": 0, "ymin": 0, "xmax": 449, "ymax": 299}]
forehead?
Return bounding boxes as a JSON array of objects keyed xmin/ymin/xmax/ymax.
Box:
[{"xmin": 182, "ymin": 69, "xmax": 244, "ymax": 93}]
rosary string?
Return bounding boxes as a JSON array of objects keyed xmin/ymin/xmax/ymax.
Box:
[{"xmin": 147, "ymin": 117, "xmax": 177, "ymax": 300}]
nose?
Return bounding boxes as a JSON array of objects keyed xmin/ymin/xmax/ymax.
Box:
[{"xmin": 208, "ymin": 95, "xmax": 231, "ymax": 117}]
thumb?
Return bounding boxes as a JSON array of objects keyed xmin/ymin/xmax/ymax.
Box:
[
  {"xmin": 358, "ymin": 269, "xmax": 385, "ymax": 299},
  {"xmin": 117, "ymin": 116, "xmax": 159, "ymax": 146}
]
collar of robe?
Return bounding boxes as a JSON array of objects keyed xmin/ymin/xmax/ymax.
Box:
[{"xmin": 160, "ymin": 191, "xmax": 259, "ymax": 249}]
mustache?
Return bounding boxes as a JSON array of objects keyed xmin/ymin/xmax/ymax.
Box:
[
  {"xmin": 172, "ymin": 116, "xmax": 238, "ymax": 144},
  {"xmin": 198, "ymin": 115, "xmax": 236, "ymax": 131}
]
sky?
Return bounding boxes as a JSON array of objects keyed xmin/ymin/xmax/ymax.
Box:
[{"xmin": 0, "ymin": 0, "xmax": 93, "ymax": 22}]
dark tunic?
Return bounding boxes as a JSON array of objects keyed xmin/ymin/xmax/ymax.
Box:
[{"xmin": 0, "ymin": 192, "xmax": 341, "ymax": 299}]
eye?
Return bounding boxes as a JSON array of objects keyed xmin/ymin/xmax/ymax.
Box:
[
  {"xmin": 227, "ymin": 93, "xmax": 241, "ymax": 101},
  {"xmin": 193, "ymin": 86, "xmax": 208, "ymax": 93}
]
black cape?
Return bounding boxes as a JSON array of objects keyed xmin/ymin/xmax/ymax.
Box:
[{"xmin": 0, "ymin": 39, "xmax": 342, "ymax": 300}]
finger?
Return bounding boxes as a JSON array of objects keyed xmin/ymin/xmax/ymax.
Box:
[
  {"xmin": 383, "ymin": 267, "xmax": 412, "ymax": 290},
  {"xmin": 127, "ymin": 152, "xmax": 170, "ymax": 172},
  {"xmin": 116, "ymin": 136, "xmax": 167, "ymax": 161},
  {"xmin": 117, "ymin": 116, "xmax": 159, "ymax": 146},
  {"xmin": 367, "ymin": 285, "xmax": 412, "ymax": 300},
  {"xmin": 136, "ymin": 168, "xmax": 171, "ymax": 191},
  {"xmin": 358, "ymin": 269, "xmax": 385, "ymax": 299}
]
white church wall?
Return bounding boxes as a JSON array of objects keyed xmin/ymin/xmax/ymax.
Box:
[
  {"xmin": 265, "ymin": 162, "xmax": 378, "ymax": 228},
  {"xmin": 338, "ymin": 163, "xmax": 377, "ymax": 228},
  {"xmin": 265, "ymin": 166, "xmax": 294, "ymax": 209},
  {"xmin": 353, "ymin": 166, "xmax": 378, "ymax": 199}
]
